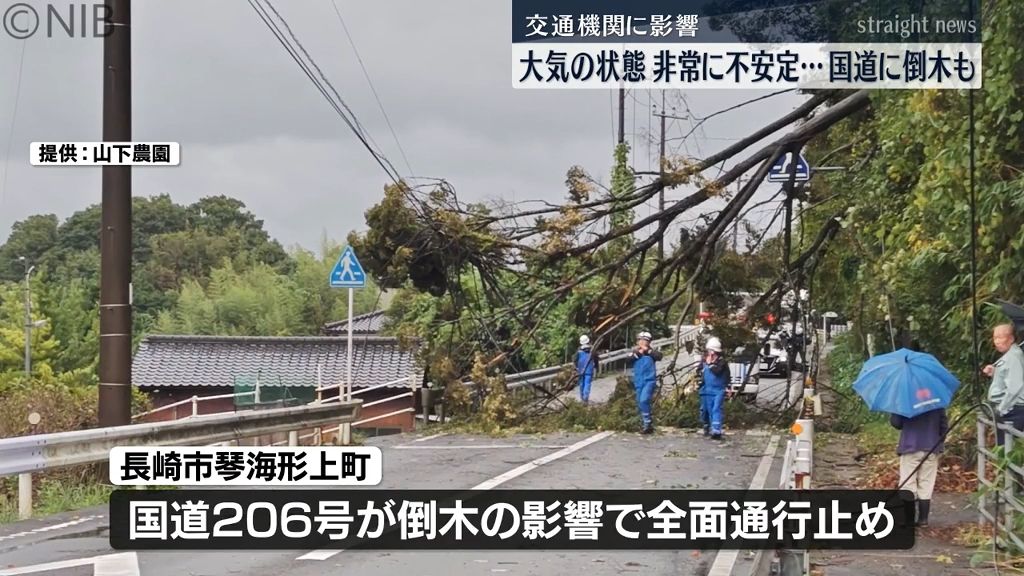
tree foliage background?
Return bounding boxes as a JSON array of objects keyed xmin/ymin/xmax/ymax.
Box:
[{"xmin": 0, "ymin": 195, "xmax": 382, "ymax": 390}]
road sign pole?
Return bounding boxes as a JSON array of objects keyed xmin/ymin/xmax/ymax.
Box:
[
  {"xmin": 328, "ymin": 245, "xmax": 365, "ymax": 446},
  {"xmin": 342, "ymin": 287, "xmax": 353, "ymax": 445}
]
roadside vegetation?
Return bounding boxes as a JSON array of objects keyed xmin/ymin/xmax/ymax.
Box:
[{"xmin": 819, "ymin": 332, "xmax": 1024, "ymax": 563}]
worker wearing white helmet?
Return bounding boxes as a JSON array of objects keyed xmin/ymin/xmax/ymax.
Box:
[
  {"xmin": 630, "ymin": 330, "xmax": 663, "ymax": 434},
  {"xmin": 574, "ymin": 335, "xmax": 600, "ymax": 405},
  {"xmin": 698, "ymin": 336, "xmax": 731, "ymax": 439}
]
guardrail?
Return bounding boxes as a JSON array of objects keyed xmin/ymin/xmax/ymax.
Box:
[
  {"xmin": 490, "ymin": 328, "xmax": 698, "ymax": 390},
  {"xmin": 976, "ymin": 415, "xmax": 1024, "ymax": 552},
  {"xmin": 771, "ymin": 358, "xmax": 818, "ymax": 576},
  {"xmin": 0, "ymin": 400, "xmax": 362, "ymax": 520}
]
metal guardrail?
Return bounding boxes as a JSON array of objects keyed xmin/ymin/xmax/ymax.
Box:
[
  {"xmin": 414, "ymin": 328, "xmax": 701, "ymax": 421},
  {"xmin": 0, "ymin": 400, "xmax": 362, "ymax": 520},
  {"xmin": 473, "ymin": 328, "xmax": 700, "ymax": 392},
  {"xmin": 771, "ymin": 352, "xmax": 818, "ymax": 576},
  {"xmin": 976, "ymin": 415, "xmax": 1024, "ymax": 552}
]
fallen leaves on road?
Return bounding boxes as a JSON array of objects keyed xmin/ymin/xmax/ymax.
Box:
[
  {"xmin": 935, "ymin": 554, "xmax": 954, "ymax": 564},
  {"xmin": 854, "ymin": 454, "xmax": 977, "ymax": 493}
]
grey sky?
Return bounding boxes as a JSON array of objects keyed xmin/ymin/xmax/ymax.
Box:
[{"xmin": 0, "ymin": 0, "xmax": 808, "ymax": 255}]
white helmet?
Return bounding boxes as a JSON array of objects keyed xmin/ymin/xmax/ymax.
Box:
[
  {"xmin": 637, "ymin": 331, "xmax": 652, "ymax": 342},
  {"xmin": 706, "ymin": 337, "xmax": 723, "ymax": 352},
  {"xmin": 579, "ymin": 335, "xmax": 591, "ymax": 346}
]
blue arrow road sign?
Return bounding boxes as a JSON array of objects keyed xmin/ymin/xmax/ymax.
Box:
[
  {"xmin": 330, "ymin": 246, "xmax": 366, "ymax": 288},
  {"xmin": 767, "ymin": 152, "xmax": 810, "ymax": 182}
]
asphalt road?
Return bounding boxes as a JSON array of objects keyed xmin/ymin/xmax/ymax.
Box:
[
  {"xmin": 753, "ymin": 371, "xmax": 805, "ymax": 414},
  {"xmin": 0, "ymin": 354, "xmax": 788, "ymax": 576}
]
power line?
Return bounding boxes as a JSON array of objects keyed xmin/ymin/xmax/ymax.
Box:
[
  {"xmin": 329, "ymin": 0, "xmax": 413, "ymax": 178},
  {"xmin": 247, "ymin": 0, "xmax": 401, "ymax": 184},
  {"xmin": 1, "ymin": 38, "xmax": 28, "ymax": 210}
]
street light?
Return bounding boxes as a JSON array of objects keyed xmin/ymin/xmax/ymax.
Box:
[{"xmin": 17, "ymin": 257, "xmax": 39, "ymax": 376}]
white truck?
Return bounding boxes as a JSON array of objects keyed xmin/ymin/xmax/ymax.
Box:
[{"xmin": 728, "ymin": 347, "xmax": 760, "ymax": 399}]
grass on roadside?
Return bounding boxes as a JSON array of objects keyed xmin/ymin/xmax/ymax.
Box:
[{"xmin": 0, "ymin": 478, "xmax": 114, "ymax": 525}]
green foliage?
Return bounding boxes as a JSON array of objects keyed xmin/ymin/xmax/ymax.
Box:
[
  {"xmin": 0, "ymin": 479, "xmax": 114, "ymax": 525},
  {"xmin": 0, "ymin": 215, "xmax": 58, "ymax": 282},
  {"xmin": 798, "ymin": 0, "xmax": 1024, "ymax": 390},
  {"xmin": 821, "ymin": 333, "xmax": 886, "ymax": 433},
  {"xmin": 608, "ymin": 142, "xmax": 636, "ymax": 249},
  {"xmin": 0, "ymin": 282, "xmax": 58, "ymax": 374},
  {"xmin": 0, "ymin": 194, "xmax": 379, "ymax": 390}
]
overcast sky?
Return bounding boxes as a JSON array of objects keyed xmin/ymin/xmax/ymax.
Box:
[{"xmin": 0, "ymin": 0, "xmax": 808, "ymax": 255}]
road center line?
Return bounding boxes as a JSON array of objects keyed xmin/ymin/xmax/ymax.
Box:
[
  {"xmin": 706, "ymin": 433, "xmax": 781, "ymax": 576},
  {"xmin": 0, "ymin": 515, "xmax": 104, "ymax": 543},
  {"xmin": 410, "ymin": 432, "xmax": 446, "ymax": 443},
  {"xmin": 471, "ymin": 431, "xmax": 614, "ymax": 490},
  {"xmin": 0, "ymin": 552, "xmax": 139, "ymax": 576},
  {"xmin": 297, "ymin": 431, "xmax": 615, "ymax": 561}
]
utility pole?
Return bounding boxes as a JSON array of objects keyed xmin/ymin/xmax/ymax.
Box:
[
  {"xmin": 732, "ymin": 179, "xmax": 741, "ymax": 252},
  {"xmin": 653, "ymin": 102, "xmax": 690, "ymax": 262},
  {"xmin": 657, "ymin": 91, "xmax": 666, "ymax": 262},
  {"xmin": 98, "ymin": 0, "xmax": 133, "ymax": 428},
  {"xmin": 618, "ymin": 86, "xmax": 625, "ymax": 145}
]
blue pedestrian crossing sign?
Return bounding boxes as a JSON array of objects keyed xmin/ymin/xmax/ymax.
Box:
[
  {"xmin": 767, "ymin": 152, "xmax": 811, "ymax": 183},
  {"xmin": 330, "ymin": 246, "xmax": 366, "ymax": 288}
]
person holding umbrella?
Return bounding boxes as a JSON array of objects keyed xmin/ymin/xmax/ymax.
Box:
[
  {"xmin": 853, "ymin": 348, "xmax": 960, "ymax": 528},
  {"xmin": 889, "ymin": 407, "xmax": 949, "ymax": 527}
]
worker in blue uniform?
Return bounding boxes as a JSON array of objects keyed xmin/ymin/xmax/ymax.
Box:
[
  {"xmin": 574, "ymin": 335, "xmax": 600, "ymax": 405},
  {"xmin": 698, "ymin": 337, "xmax": 730, "ymax": 440},
  {"xmin": 630, "ymin": 331, "xmax": 662, "ymax": 434}
]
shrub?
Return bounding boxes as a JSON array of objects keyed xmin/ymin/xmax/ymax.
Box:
[{"xmin": 0, "ymin": 367, "xmax": 151, "ymax": 517}]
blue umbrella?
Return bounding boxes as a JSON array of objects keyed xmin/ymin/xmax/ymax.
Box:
[{"xmin": 851, "ymin": 348, "xmax": 960, "ymax": 418}]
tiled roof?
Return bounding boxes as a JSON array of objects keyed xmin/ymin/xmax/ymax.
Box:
[
  {"xmin": 323, "ymin": 310, "xmax": 388, "ymax": 335},
  {"xmin": 132, "ymin": 335, "xmax": 421, "ymax": 389}
]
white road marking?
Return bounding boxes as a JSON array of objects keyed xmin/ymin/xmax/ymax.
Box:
[
  {"xmin": 0, "ymin": 552, "xmax": 139, "ymax": 575},
  {"xmin": 297, "ymin": 431, "xmax": 615, "ymax": 561},
  {"xmin": 296, "ymin": 549, "xmax": 346, "ymax": 561},
  {"xmin": 471, "ymin": 431, "xmax": 614, "ymax": 490},
  {"xmin": 0, "ymin": 515, "xmax": 104, "ymax": 542},
  {"xmin": 411, "ymin": 433, "xmax": 446, "ymax": 443},
  {"xmin": 706, "ymin": 434, "xmax": 780, "ymax": 576}
]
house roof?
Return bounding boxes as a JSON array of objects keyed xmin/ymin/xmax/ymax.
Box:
[
  {"xmin": 132, "ymin": 335, "xmax": 421, "ymax": 389},
  {"xmin": 323, "ymin": 310, "xmax": 388, "ymax": 335}
]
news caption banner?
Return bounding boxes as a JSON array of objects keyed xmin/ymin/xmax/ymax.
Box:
[
  {"xmin": 109, "ymin": 446, "xmax": 383, "ymax": 486},
  {"xmin": 511, "ymin": 0, "xmax": 982, "ymax": 89},
  {"xmin": 106, "ymin": 448, "xmax": 913, "ymax": 551},
  {"xmin": 29, "ymin": 142, "xmax": 180, "ymax": 165}
]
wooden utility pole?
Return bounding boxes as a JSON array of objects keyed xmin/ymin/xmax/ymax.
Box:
[
  {"xmin": 98, "ymin": 0, "xmax": 132, "ymax": 428},
  {"xmin": 658, "ymin": 91, "xmax": 666, "ymax": 261}
]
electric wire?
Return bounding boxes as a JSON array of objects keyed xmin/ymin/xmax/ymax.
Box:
[
  {"xmin": 329, "ymin": 0, "xmax": 414, "ymax": 178},
  {"xmin": 0, "ymin": 38, "xmax": 28, "ymax": 210},
  {"xmin": 246, "ymin": 0, "xmax": 401, "ymax": 185}
]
